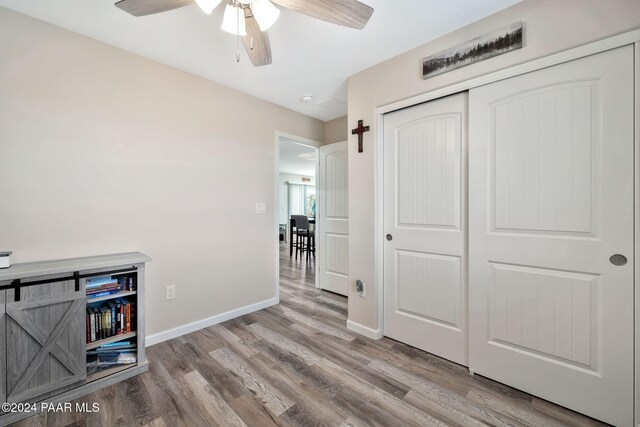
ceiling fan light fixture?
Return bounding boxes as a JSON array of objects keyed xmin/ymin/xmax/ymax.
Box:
[
  {"xmin": 221, "ymin": 4, "xmax": 247, "ymax": 36},
  {"xmin": 195, "ymin": 0, "xmax": 222, "ymax": 14},
  {"xmin": 251, "ymin": 0, "xmax": 280, "ymax": 31}
]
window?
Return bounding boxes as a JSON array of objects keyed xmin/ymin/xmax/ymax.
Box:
[{"xmin": 288, "ymin": 183, "xmax": 316, "ymax": 219}]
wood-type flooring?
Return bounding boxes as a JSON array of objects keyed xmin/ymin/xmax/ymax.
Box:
[{"xmin": 12, "ymin": 244, "xmax": 605, "ymax": 426}]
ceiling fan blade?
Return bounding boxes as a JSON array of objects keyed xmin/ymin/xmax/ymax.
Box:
[
  {"xmin": 115, "ymin": 0, "xmax": 192, "ymax": 17},
  {"xmin": 243, "ymin": 12, "xmax": 273, "ymax": 67},
  {"xmin": 271, "ymin": 0, "xmax": 373, "ymax": 30}
]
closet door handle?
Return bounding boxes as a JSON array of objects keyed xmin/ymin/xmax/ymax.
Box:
[
  {"xmin": 609, "ymin": 254, "xmax": 627, "ymax": 266},
  {"xmin": 386, "ymin": 234, "xmax": 393, "ymax": 241}
]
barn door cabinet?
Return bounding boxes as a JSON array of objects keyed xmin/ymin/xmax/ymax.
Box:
[{"xmin": 0, "ymin": 252, "xmax": 151, "ymax": 426}]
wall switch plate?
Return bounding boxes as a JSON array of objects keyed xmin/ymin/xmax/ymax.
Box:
[
  {"xmin": 255, "ymin": 203, "xmax": 266, "ymax": 214},
  {"xmin": 356, "ymin": 280, "xmax": 366, "ymax": 297},
  {"xmin": 165, "ymin": 285, "xmax": 176, "ymax": 301}
]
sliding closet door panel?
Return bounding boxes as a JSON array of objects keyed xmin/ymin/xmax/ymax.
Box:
[
  {"xmin": 469, "ymin": 45, "xmax": 634, "ymax": 426},
  {"xmin": 5, "ymin": 280, "xmax": 86, "ymax": 403},
  {"xmin": 384, "ymin": 92, "xmax": 468, "ymax": 365}
]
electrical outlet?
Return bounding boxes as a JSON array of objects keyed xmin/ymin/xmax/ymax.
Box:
[
  {"xmin": 356, "ymin": 280, "xmax": 366, "ymax": 297},
  {"xmin": 255, "ymin": 203, "xmax": 266, "ymax": 214},
  {"xmin": 165, "ymin": 285, "xmax": 176, "ymax": 301}
]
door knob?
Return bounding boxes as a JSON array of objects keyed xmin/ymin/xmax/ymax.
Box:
[
  {"xmin": 386, "ymin": 234, "xmax": 393, "ymax": 241},
  {"xmin": 610, "ymin": 254, "xmax": 627, "ymax": 266}
]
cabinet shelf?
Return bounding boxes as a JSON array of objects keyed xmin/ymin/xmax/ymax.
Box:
[
  {"xmin": 86, "ymin": 363, "xmax": 136, "ymax": 383},
  {"xmin": 86, "ymin": 331, "xmax": 137, "ymax": 350},
  {"xmin": 86, "ymin": 290, "xmax": 136, "ymax": 304}
]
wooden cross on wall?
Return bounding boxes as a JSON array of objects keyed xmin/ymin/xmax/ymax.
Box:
[{"xmin": 351, "ymin": 120, "xmax": 370, "ymax": 153}]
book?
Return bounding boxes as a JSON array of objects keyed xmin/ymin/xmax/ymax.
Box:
[
  {"xmin": 90, "ymin": 310, "xmax": 96, "ymax": 341},
  {"xmin": 130, "ymin": 302, "xmax": 136, "ymax": 331},
  {"xmin": 101, "ymin": 340, "xmax": 132, "ymax": 349},
  {"xmin": 87, "ymin": 282, "xmax": 119, "ymax": 290},
  {"xmin": 126, "ymin": 302, "xmax": 131, "ymax": 333},
  {"xmin": 90, "ymin": 309, "xmax": 95, "ymax": 342},
  {"xmin": 103, "ymin": 305, "xmax": 109, "ymax": 337},
  {"xmin": 87, "ymin": 284, "xmax": 120, "ymax": 294},
  {"xmin": 86, "ymin": 311, "xmax": 91, "ymax": 343},
  {"xmin": 122, "ymin": 302, "xmax": 126, "ymax": 332},
  {"xmin": 100, "ymin": 307, "xmax": 110, "ymax": 339},
  {"xmin": 87, "ymin": 276, "xmax": 112, "ymax": 284},
  {"xmin": 116, "ymin": 300, "xmax": 122, "ymax": 334},
  {"xmin": 87, "ymin": 289, "xmax": 121, "ymax": 299},
  {"xmin": 86, "ymin": 276, "xmax": 117, "ymax": 287},
  {"xmin": 107, "ymin": 301, "xmax": 116, "ymax": 336},
  {"xmin": 87, "ymin": 346, "xmax": 136, "ymax": 355},
  {"xmin": 117, "ymin": 352, "xmax": 137, "ymax": 364}
]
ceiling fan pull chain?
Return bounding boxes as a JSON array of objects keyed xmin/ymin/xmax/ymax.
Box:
[
  {"xmin": 249, "ymin": 3, "xmax": 254, "ymax": 51},
  {"xmin": 236, "ymin": 1, "xmax": 240, "ymax": 62}
]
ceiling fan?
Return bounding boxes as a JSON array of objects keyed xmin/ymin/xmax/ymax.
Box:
[{"xmin": 114, "ymin": 0, "xmax": 374, "ymax": 67}]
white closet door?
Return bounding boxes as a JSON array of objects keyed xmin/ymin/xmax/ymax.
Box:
[
  {"xmin": 384, "ymin": 93, "xmax": 468, "ymax": 365},
  {"xmin": 468, "ymin": 46, "xmax": 634, "ymax": 426},
  {"xmin": 318, "ymin": 141, "xmax": 349, "ymax": 296}
]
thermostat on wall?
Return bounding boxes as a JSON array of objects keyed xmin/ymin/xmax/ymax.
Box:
[{"xmin": 0, "ymin": 251, "xmax": 12, "ymax": 269}]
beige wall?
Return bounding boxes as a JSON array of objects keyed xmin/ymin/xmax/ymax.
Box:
[
  {"xmin": 347, "ymin": 0, "xmax": 640, "ymax": 331},
  {"xmin": 0, "ymin": 7, "xmax": 325, "ymax": 337},
  {"xmin": 324, "ymin": 115, "xmax": 348, "ymax": 145}
]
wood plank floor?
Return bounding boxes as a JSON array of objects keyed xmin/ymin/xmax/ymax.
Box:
[{"xmin": 13, "ymin": 243, "xmax": 606, "ymax": 426}]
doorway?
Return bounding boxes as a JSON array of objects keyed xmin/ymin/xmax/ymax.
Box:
[
  {"xmin": 275, "ymin": 134, "xmax": 350, "ymax": 325},
  {"xmin": 278, "ymin": 136, "xmax": 319, "ymax": 290}
]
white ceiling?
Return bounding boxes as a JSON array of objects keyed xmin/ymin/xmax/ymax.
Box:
[
  {"xmin": 0, "ymin": 0, "xmax": 520, "ymax": 121},
  {"xmin": 279, "ymin": 139, "xmax": 316, "ymax": 177}
]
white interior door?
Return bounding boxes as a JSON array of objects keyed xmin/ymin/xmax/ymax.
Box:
[
  {"xmin": 383, "ymin": 93, "xmax": 468, "ymax": 365},
  {"xmin": 318, "ymin": 141, "xmax": 349, "ymax": 296},
  {"xmin": 468, "ymin": 46, "xmax": 634, "ymax": 426}
]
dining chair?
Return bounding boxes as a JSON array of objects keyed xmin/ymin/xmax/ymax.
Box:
[{"xmin": 291, "ymin": 215, "xmax": 311, "ymax": 260}]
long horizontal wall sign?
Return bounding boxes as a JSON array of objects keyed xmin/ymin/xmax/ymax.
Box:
[{"xmin": 422, "ymin": 21, "xmax": 524, "ymax": 80}]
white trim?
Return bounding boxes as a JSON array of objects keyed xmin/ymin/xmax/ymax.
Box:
[
  {"xmin": 315, "ymin": 141, "xmax": 321, "ymax": 289},
  {"xmin": 347, "ymin": 319, "xmax": 383, "ymax": 340},
  {"xmin": 274, "ymin": 133, "xmax": 281, "ymax": 304},
  {"xmin": 276, "ymin": 131, "xmax": 324, "ymax": 149},
  {"xmin": 634, "ymin": 40, "xmax": 639, "ymax": 427},
  {"xmin": 373, "ymin": 29, "xmax": 640, "ymax": 346},
  {"xmin": 374, "ymin": 112, "xmax": 385, "ymax": 338},
  {"xmin": 145, "ymin": 297, "xmax": 278, "ymax": 346}
]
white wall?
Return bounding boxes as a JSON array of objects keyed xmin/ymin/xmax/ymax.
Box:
[
  {"xmin": 346, "ymin": 0, "xmax": 640, "ymax": 331},
  {"xmin": 279, "ymin": 173, "xmax": 315, "ymax": 225},
  {"xmin": 0, "ymin": 7, "xmax": 325, "ymax": 337}
]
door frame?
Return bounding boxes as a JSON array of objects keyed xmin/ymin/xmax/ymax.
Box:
[
  {"xmin": 372, "ymin": 29, "xmax": 640, "ymax": 423},
  {"xmin": 274, "ymin": 131, "xmax": 322, "ymax": 302}
]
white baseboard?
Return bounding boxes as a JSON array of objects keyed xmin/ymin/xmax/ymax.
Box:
[
  {"xmin": 146, "ymin": 297, "xmax": 278, "ymax": 347},
  {"xmin": 347, "ymin": 319, "xmax": 383, "ymax": 340}
]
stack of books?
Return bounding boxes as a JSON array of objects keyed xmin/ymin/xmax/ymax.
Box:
[
  {"xmin": 86, "ymin": 276, "xmax": 122, "ymax": 299},
  {"xmin": 86, "ymin": 299, "xmax": 136, "ymax": 343},
  {"xmin": 118, "ymin": 276, "xmax": 135, "ymax": 292},
  {"xmin": 87, "ymin": 341, "xmax": 137, "ymax": 373}
]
